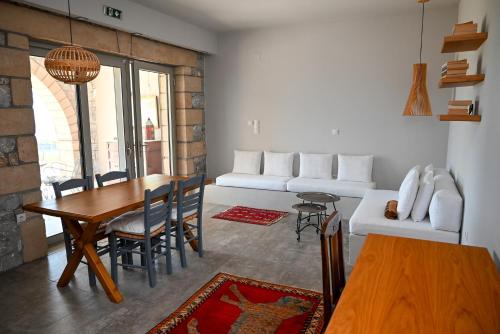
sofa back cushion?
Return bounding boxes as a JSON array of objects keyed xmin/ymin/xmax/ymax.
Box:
[
  {"xmin": 411, "ymin": 170, "xmax": 434, "ymax": 222},
  {"xmin": 299, "ymin": 153, "xmax": 333, "ymax": 179},
  {"xmin": 429, "ymin": 174, "xmax": 463, "ymax": 232},
  {"xmin": 263, "ymin": 151, "xmax": 294, "ymax": 177},
  {"xmin": 397, "ymin": 168, "xmax": 420, "ymax": 220},
  {"xmin": 232, "ymin": 150, "xmax": 262, "ymax": 175},
  {"xmin": 337, "ymin": 154, "xmax": 374, "ymax": 183}
]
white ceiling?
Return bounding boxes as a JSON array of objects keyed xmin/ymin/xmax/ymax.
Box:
[{"xmin": 130, "ymin": 0, "xmax": 458, "ymax": 32}]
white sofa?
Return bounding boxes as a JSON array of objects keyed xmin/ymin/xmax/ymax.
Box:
[
  {"xmin": 205, "ymin": 152, "xmax": 376, "ymax": 217},
  {"xmin": 348, "ymin": 168, "xmax": 462, "ymax": 265}
]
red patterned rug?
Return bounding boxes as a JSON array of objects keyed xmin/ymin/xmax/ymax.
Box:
[
  {"xmin": 147, "ymin": 273, "xmax": 323, "ymax": 334},
  {"xmin": 212, "ymin": 206, "xmax": 288, "ymax": 226}
]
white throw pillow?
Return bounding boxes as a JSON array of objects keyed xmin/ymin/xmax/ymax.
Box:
[
  {"xmin": 337, "ymin": 154, "xmax": 374, "ymax": 183},
  {"xmin": 424, "ymin": 164, "xmax": 434, "ymax": 173},
  {"xmin": 263, "ymin": 151, "xmax": 294, "ymax": 177},
  {"xmin": 411, "ymin": 171, "xmax": 435, "ymax": 222},
  {"xmin": 299, "ymin": 153, "xmax": 333, "ymax": 179},
  {"xmin": 397, "ymin": 168, "xmax": 420, "ymax": 220},
  {"xmin": 232, "ymin": 150, "xmax": 262, "ymax": 175},
  {"xmin": 429, "ymin": 175, "xmax": 463, "ymax": 232}
]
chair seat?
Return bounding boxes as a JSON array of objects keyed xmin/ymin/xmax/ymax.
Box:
[
  {"xmin": 106, "ymin": 211, "xmax": 165, "ymax": 237},
  {"xmin": 171, "ymin": 208, "xmax": 198, "ymax": 221}
]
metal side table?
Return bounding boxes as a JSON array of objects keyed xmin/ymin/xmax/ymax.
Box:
[{"xmin": 292, "ymin": 203, "xmax": 327, "ymax": 241}]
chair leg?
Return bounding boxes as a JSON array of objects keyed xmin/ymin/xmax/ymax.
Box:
[
  {"xmin": 110, "ymin": 234, "xmax": 118, "ymax": 285},
  {"xmin": 197, "ymin": 218, "xmax": 203, "ymax": 258},
  {"xmin": 177, "ymin": 220, "xmax": 187, "ymax": 268},
  {"xmin": 120, "ymin": 239, "xmax": 128, "ymax": 265},
  {"xmin": 87, "ymin": 242, "xmax": 97, "ymax": 287},
  {"xmin": 145, "ymin": 240, "xmax": 156, "ymax": 288},
  {"xmin": 140, "ymin": 244, "xmax": 146, "ymax": 266},
  {"xmin": 62, "ymin": 229, "xmax": 72, "ymax": 262},
  {"xmin": 165, "ymin": 223, "xmax": 172, "ymax": 274}
]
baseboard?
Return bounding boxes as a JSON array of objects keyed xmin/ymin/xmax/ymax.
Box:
[{"xmin": 204, "ymin": 184, "xmax": 361, "ymax": 219}]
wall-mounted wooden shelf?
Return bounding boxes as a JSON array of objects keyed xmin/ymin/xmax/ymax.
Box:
[
  {"xmin": 439, "ymin": 74, "xmax": 485, "ymax": 88},
  {"xmin": 441, "ymin": 32, "xmax": 488, "ymax": 53},
  {"xmin": 439, "ymin": 114, "xmax": 481, "ymax": 122}
]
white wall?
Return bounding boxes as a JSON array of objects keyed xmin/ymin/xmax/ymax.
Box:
[
  {"xmin": 20, "ymin": 0, "xmax": 217, "ymax": 54},
  {"xmin": 205, "ymin": 6, "xmax": 456, "ymax": 190},
  {"xmin": 446, "ymin": 0, "xmax": 500, "ymax": 266}
]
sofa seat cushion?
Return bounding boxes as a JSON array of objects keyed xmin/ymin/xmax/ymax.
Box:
[
  {"xmin": 286, "ymin": 177, "xmax": 375, "ymax": 198},
  {"xmin": 216, "ymin": 173, "xmax": 292, "ymax": 191},
  {"xmin": 349, "ymin": 190, "xmax": 459, "ymax": 244}
]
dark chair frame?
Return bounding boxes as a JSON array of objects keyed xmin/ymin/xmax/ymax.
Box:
[
  {"xmin": 109, "ymin": 181, "xmax": 175, "ymax": 288},
  {"xmin": 95, "ymin": 169, "xmax": 130, "ymax": 188},
  {"xmin": 172, "ymin": 174, "xmax": 206, "ymax": 268},
  {"xmin": 52, "ymin": 176, "xmax": 109, "ymax": 286},
  {"xmin": 320, "ymin": 211, "xmax": 346, "ymax": 325}
]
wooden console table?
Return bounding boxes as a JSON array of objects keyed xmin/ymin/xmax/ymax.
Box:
[{"xmin": 325, "ymin": 234, "xmax": 500, "ymax": 333}]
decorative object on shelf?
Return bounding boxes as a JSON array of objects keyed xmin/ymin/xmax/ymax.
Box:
[
  {"xmin": 403, "ymin": 0, "xmax": 432, "ymax": 116},
  {"xmin": 44, "ymin": 0, "xmax": 100, "ymax": 84}
]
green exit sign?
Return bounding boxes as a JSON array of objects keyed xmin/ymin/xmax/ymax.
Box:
[{"xmin": 103, "ymin": 6, "xmax": 122, "ymax": 19}]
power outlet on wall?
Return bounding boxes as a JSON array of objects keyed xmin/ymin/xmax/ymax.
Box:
[{"xmin": 463, "ymin": 231, "xmax": 469, "ymax": 242}]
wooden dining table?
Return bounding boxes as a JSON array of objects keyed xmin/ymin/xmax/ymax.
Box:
[
  {"xmin": 23, "ymin": 174, "xmax": 199, "ymax": 304},
  {"xmin": 325, "ymin": 234, "xmax": 500, "ymax": 333}
]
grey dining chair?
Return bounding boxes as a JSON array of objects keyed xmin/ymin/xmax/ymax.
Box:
[
  {"xmin": 171, "ymin": 174, "xmax": 206, "ymax": 268},
  {"xmin": 52, "ymin": 176, "xmax": 109, "ymax": 286},
  {"xmin": 95, "ymin": 169, "xmax": 130, "ymax": 188},
  {"xmin": 108, "ymin": 181, "xmax": 175, "ymax": 288}
]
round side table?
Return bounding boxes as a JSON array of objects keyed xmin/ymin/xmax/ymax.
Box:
[{"xmin": 292, "ymin": 203, "xmax": 327, "ymax": 241}]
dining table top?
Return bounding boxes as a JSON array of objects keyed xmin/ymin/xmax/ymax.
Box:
[
  {"xmin": 23, "ymin": 174, "xmax": 187, "ymax": 224},
  {"xmin": 325, "ymin": 234, "xmax": 500, "ymax": 334}
]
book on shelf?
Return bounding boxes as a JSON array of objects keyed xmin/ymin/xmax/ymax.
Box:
[
  {"xmin": 448, "ymin": 100, "xmax": 474, "ymax": 115},
  {"xmin": 449, "ymin": 100, "xmax": 473, "ymax": 107},
  {"xmin": 442, "ymin": 70, "xmax": 468, "ymax": 77},
  {"xmin": 441, "ymin": 60, "xmax": 469, "ymax": 77},
  {"xmin": 453, "ymin": 21, "xmax": 477, "ymax": 35}
]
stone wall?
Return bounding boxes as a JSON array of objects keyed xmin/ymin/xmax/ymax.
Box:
[
  {"xmin": 175, "ymin": 55, "xmax": 206, "ymax": 176},
  {"xmin": 0, "ymin": 30, "xmax": 46, "ymax": 271}
]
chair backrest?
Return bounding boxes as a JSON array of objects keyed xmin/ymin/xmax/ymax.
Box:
[
  {"xmin": 176, "ymin": 174, "xmax": 206, "ymax": 219},
  {"xmin": 95, "ymin": 169, "xmax": 130, "ymax": 188},
  {"xmin": 52, "ymin": 176, "xmax": 92, "ymax": 199},
  {"xmin": 143, "ymin": 181, "xmax": 175, "ymax": 236},
  {"xmin": 320, "ymin": 211, "xmax": 345, "ymax": 324}
]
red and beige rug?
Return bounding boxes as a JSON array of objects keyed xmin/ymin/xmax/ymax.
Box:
[
  {"xmin": 212, "ymin": 206, "xmax": 288, "ymax": 226},
  {"xmin": 148, "ymin": 273, "xmax": 324, "ymax": 334}
]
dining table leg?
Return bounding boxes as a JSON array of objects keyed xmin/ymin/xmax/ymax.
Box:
[{"xmin": 57, "ymin": 218, "xmax": 124, "ymax": 304}]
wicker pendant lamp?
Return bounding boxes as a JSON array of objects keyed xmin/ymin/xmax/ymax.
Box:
[
  {"xmin": 44, "ymin": 0, "xmax": 100, "ymax": 85},
  {"xmin": 403, "ymin": 0, "xmax": 432, "ymax": 116}
]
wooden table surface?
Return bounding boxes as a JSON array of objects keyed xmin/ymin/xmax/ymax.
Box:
[
  {"xmin": 24, "ymin": 174, "xmax": 186, "ymax": 223},
  {"xmin": 325, "ymin": 234, "xmax": 500, "ymax": 334}
]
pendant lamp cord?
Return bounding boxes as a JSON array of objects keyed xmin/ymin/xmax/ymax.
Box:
[
  {"xmin": 67, "ymin": 0, "xmax": 73, "ymax": 45},
  {"xmin": 419, "ymin": 2, "xmax": 425, "ymax": 64}
]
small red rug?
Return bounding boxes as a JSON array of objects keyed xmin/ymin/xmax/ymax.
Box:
[
  {"xmin": 212, "ymin": 206, "xmax": 288, "ymax": 226},
  {"xmin": 147, "ymin": 273, "xmax": 323, "ymax": 334}
]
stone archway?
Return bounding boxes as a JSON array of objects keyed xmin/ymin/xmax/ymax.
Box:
[{"xmin": 30, "ymin": 57, "xmax": 81, "ymax": 178}]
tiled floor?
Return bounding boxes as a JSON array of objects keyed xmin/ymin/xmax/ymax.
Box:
[{"xmin": 0, "ymin": 203, "xmax": 350, "ymax": 333}]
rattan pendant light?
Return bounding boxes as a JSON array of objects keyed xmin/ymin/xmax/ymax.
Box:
[
  {"xmin": 403, "ymin": 0, "xmax": 432, "ymax": 116},
  {"xmin": 44, "ymin": 0, "xmax": 100, "ymax": 85}
]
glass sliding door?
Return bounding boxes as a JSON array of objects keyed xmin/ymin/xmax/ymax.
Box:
[
  {"xmin": 30, "ymin": 55, "xmax": 82, "ymax": 237},
  {"xmin": 132, "ymin": 62, "xmax": 176, "ymax": 177},
  {"xmin": 82, "ymin": 57, "xmax": 131, "ymax": 178}
]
